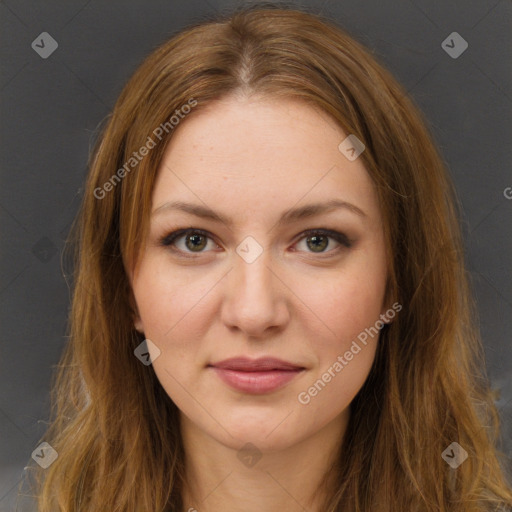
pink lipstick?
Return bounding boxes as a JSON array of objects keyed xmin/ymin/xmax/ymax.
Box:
[{"xmin": 208, "ymin": 357, "xmax": 305, "ymax": 394}]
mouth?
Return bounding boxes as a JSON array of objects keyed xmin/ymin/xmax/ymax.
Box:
[{"xmin": 207, "ymin": 357, "xmax": 305, "ymax": 394}]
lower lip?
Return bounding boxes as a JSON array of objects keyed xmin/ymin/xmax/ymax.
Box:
[{"xmin": 210, "ymin": 367, "xmax": 304, "ymax": 394}]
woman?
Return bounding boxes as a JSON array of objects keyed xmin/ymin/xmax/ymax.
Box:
[{"xmin": 26, "ymin": 4, "xmax": 512, "ymax": 511}]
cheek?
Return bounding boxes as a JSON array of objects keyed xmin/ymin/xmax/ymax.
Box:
[
  {"xmin": 293, "ymin": 271, "xmax": 383, "ymax": 424},
  {"xmin": 302, "ymin": 280, "xmax": 382, "ymax": 388},
  {"xmin": 293, "ymin": 258, "xmax": 386, "ymax": 351},
  {"xmin": 132, "ymin": 258, "xmax": 212, "ymax": 397},
  {"xmin": 132, "ymin": 254, "xmax": 215, "ymax": 341}
]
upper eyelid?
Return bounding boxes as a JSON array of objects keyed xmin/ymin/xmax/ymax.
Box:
[{"xmin": 161, "ymin": 228, "xmax": 215, "ymax": 245}]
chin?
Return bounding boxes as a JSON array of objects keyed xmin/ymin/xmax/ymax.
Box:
[{"xmin": 213, "ymin": 408, "xmax": 306, "ymax": 451}]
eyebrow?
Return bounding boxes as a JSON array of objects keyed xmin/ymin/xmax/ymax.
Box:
[{"xmin": 151, "ymin": 199, "xmax": 367, "ymax": 227}]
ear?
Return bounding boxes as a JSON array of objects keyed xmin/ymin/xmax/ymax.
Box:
[
  {"xmin": 128, "ymin": 289, "xmax": 145, "ymax": 333},
  {"xmin": 133, "ymin": 313, "xmax": 144, "ymax": 333}
]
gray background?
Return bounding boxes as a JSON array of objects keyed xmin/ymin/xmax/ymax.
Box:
[{"xmin": 1, "ymin": 0, "xmax": 511, "ymax": 509}]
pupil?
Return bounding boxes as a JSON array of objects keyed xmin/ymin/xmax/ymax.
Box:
[
  {"xmin": 186, "ymin": 234, "xmax": 206, "ymax": 251},
  {"xmin": 307, "ymin": 235, "xmax": 328, "ymax": 252}
]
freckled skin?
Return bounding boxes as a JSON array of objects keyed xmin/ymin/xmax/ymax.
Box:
[{"xmin": 131, "ymin": 95, "xmax": 389, "ymax": 511}]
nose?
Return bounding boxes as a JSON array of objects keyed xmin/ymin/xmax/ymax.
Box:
[{"xmin": 220, "ymin": 247, "xmax": 290, "ymax": 338}]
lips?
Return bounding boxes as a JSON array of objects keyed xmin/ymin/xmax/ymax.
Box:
[
  {"xmin": 209, "ymin": 357, "xmax": 304, "ymax": 372},
  {"xmin": 208, "ymin": 357, "xmax": 305, "ymax": 394}
]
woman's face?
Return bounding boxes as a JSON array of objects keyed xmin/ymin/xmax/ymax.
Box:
[{"xmin": 131, "ymin": 94, "xmax": 389, "ymax": 452}]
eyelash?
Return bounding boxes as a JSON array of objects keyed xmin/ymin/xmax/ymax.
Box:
[{"xmin": 159, "ymin": 228, "xmax": 352, "ymax": 258}]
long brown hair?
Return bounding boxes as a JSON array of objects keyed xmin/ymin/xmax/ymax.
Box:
[{"xmin": 22, "ymin": 4, "xmax": 512, "ymax": 511}]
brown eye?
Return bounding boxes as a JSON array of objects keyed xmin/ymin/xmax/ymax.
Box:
[
  {"xmin": 184, "ymin": 233, "xmax": 208, "ymax": 251},
  {"xmin": 160, "ymin": 228, "xmax": 217, "ymax": 254},
  {"xmin": 295, "ymin": 229, "xmax": 352, "ymax": 254},
  {"xmin": 305, "ymin": 234, "xmax": 329, "ymax": 252}
]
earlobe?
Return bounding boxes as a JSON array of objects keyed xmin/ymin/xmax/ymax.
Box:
[
  {"xmin": 129, "ymin": 290, "xmax": 144, "ymax": 333},
  {"xmin": 133, "ymin": 315, "xmax": 144, "ymax": 333}
]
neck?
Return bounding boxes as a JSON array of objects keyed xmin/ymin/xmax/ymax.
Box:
[{"xmin": 180, "ymin": 411, "xmax": 348, "ymax": 512}]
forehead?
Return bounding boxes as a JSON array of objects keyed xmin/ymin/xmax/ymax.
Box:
[{"xmin": 151, "ymin": 95, "xmax": 380, "ymax": 226}]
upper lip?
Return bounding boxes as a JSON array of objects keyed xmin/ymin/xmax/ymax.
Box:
[{"xmin": 209, "ymin": 357, "xmax": 304, "ymax": 371}]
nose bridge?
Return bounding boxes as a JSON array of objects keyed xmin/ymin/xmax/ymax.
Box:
[
  {"xmin": 236, "ymin": 249, "xmax": 273, "ymax": 297},
  {"xmin": 221, "ymin": 243, "xmax": 288, "ymax": 335}
]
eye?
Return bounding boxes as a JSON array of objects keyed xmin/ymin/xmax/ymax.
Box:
[
  {"xmin": 159, "ymin": 227, "xmax": 352, "ymax": 257},
  {"xmin": 159, "ymin": 228, "xmax": 218, "ymax": 254},
  {"xmin": 293, "ymin": 229, "xmax": 352, "ymax": 254}
]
